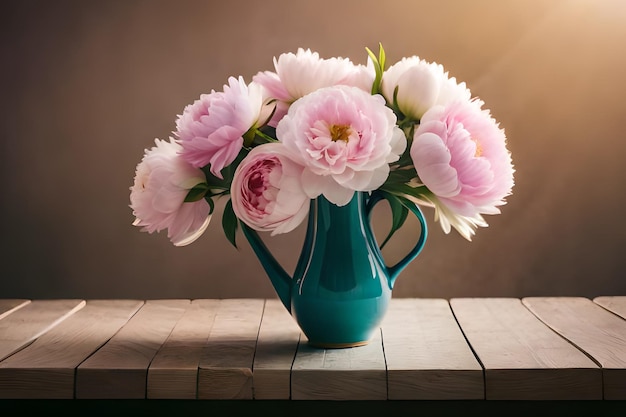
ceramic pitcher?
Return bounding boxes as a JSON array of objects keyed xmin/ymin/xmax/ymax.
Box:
[{"xmin": 242, "ymin": 190, "xmax": 427, "ymax": 348}]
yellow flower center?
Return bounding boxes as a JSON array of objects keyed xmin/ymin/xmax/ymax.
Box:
[
  {"xmin": 473, "ymin": 137, "xmax": 483, "ymax": 157},
  {"xmin": 330, "ymin": 124, "xmax": 352, "ymax": 142}
]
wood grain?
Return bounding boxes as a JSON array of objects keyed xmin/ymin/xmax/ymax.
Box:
[
  {"xmin": 451, "ymin": 297, "xmax": 601, "ymax": 400},
  {"xmin": 147, "ymin": 299, "xmax": 219, "ymax": 399},
  {"xmin": 381, "ymin": 298, "xmax": 483, "ymax": 400},
  {"xmin": 197, "ymin": 299, "xmax": 265, "ymax": 400},
  {"xmin": 0, "ymin": 297, "xmax": 624, "ymax": 401},
  {"xmin": 594, "ymin": 296, "xmax": 626, "ymax": 319},
  {"xmin": 252, "ymin": 299, "xmax": 301, "ymax": 399},
  {"xmin": 0, "ymin": 299, "xmax": 143, "ymax": 399},
  {"xmin": 291, "ymin": 329, "xmax": 386, "ymax": 400},
  {"xmin": 0, "ymin": 300, "xmax": 30, "ymax": 320},
  {"xmin": 75, "ymin": 299, "xmax": 189, "ymax": 399},
  {"xmin": 523, "ymin": 296, "xmax": 626, "ymax": 400},
  {"xmin": 0, "ymin": 299, "xmax": 85, "ymax": 362}
]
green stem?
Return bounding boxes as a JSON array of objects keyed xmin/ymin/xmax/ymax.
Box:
[{"xmin": 254, "ymin": 129, "xmax": 278, "ymax": 143}]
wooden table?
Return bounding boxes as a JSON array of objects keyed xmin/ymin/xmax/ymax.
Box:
[{"xmin": 1, "ymin": 297, "xmax": 625, "ymax": 413}]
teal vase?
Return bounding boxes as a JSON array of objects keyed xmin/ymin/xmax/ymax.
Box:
[{"xmin": 242, "ymin": 190, "xmax": 427, "ymax": 348}]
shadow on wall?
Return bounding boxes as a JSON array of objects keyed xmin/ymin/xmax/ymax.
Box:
[{"xmin": 0, "ymin": 0, "xmax": 625, "ymax": 299}]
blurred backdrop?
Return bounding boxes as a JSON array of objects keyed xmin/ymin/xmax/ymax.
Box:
[{"xmin": 1, "ymin": 0, "xmax": 625, "ymax": 300}]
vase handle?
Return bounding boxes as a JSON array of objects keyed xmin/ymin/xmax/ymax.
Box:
[{"xmin": 365, "ymin": 191, "xmax": 428, "ymax": 288}]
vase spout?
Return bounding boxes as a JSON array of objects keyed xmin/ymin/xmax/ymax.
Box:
[{"xmin": 241, "ymin": 224, "xmax": 292, "ymax": 313}]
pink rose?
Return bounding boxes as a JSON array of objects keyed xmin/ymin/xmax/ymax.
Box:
[
  {"xmin": 411, "ymin": 99, "xmax": 514, "ymax": 230},
  {"xmin": 175, "ymin": 76, "xmax": 264, "ymax": 178},
  {"xmin": 276, "ymin": 85, "xmax": 406, "ymax": 206},
  {"xmin": 130, "ymin": 138, "xmax": 211, "ymax": 246},
  {"xmin": 230, "ymin": 143, "xmax": 309, "ymax": 235}
]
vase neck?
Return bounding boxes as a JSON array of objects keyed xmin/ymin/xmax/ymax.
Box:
[{"xmin": 314, "ymin": 191, "xmax": 365, "ymax": 228}]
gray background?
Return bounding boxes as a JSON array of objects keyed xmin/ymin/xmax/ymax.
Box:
[{"xmin": 2, "ymin": 0, "xmax": 625, "ymax": 300}]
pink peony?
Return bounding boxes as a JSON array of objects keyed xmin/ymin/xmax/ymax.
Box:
[
  {"xmin": 276, "ymin": 85, "xmax": 406, "ymax": 206},
  {"xmin": 230, "ymin": 143, "xmax": 309, "ymax": 235},
  {"xmin": 382, "ymin": 56, "xmax": 471, "ymax": 120},
  {"xmin": 252, "ymin": 48, "xmax": 369, "ymax": 126},
  {"xmin": 175, "ymin": 76, "xmax": 264, "ymax": 178},
  {"xmin": 410, "ymin": 99, "xmax": 514, "ymax": 233},
  {"xmin": 130, "ymin": 138, "xmax": 211, "ymax": 246}
]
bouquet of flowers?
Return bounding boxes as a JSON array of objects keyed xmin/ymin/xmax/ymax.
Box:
[{"xmin": 129, "ymin": 44, "xmax": 514, "ymax": 248}]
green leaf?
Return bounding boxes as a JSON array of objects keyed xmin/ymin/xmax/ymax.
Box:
[
  {"xmin": 206, "ymin": 195, "xmax": 215, "ymax": 214},
  {"xmin": 392, "ymin": 85, "xmax": 401, "ymax": 114},
  {"xmin": 242, "ymin": 127, "xmax": 257, "ymax": 147},
  {"xmin": 365, "ymin": 46, "xmax": 379, "ymax": 68},
  {"xmin": 378, "ymin": 42, "xmax": 386, "ymax": 76},
  {"xmin": 379, "ymin": 192, "xmax": 409, "ymax": 250},
  {"xmin": 184, "ymin": 183, "xmax": 209, "ymax": 202},
  {"xmin": 202, "ymin": 147, "xmax": 250, "ymax": 191},
  {"xmin": 366, "ymin": 43, "xmax": 386, "ymax": 95},
  {"xmin": 385, "ymin": 167, "xmax": 418, "ymax": 184},
  {"xmin": 222, "ymin": 198, "xmax": 239, "ymax": 249}
]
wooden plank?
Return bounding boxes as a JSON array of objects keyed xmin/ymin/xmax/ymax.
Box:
[
  {"xmin": 594, "ymin": 296, "xmax": 626, "ymax": 319},
  {"xmin": 523, "ymin": 296, "xmax": 626, "ymax": 400},
  {"xmin": 291, "ymin": 329, "xmax": 387, "ymax": 400},
  {"xmin": 0, "ymin": 299, "xmax": 85, "ymax": 362},
  {"xmin": 0, "ymin": 300, "xmax": 30, "ymax": 320},
  {"xmin": 147, "ymin": 299, "xmax": 219, "ymax": 399},
  {"xmin": 75, "ymin": 299, "xmax": 189, "ymax": 399},
  {"xmin": 197, "ymin": 299, "xmax": 265, "ymax": 400},
  {"xmin": 451, "ymin": 298, "xmax": 601, "ymax": 400},
  {"xmin": 252, "ymin": 299, "xmax": 301, "ymax": 399},
  {"xmin": 0, "ymin": 299, "xmax": 144, "ymax": 399},
  {"xmin": 381, "ymin": 298, "xmax": 483, "ymax": 400}
]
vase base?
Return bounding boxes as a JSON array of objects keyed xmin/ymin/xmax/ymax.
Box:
[{"xmin": 307, "ymin": 339, "xmax": 370, "ymax": 349}]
